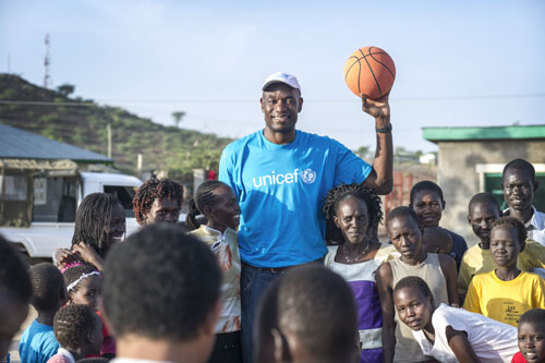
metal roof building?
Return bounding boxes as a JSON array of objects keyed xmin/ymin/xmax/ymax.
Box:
[{"xmin": 0, "ymin": 123, "xmax": 112, "ymax": 163}]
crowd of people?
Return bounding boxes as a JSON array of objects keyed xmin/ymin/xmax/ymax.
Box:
[{"xmin": 1, "ymin": 72, "xmax": 545, "ymax": 363}]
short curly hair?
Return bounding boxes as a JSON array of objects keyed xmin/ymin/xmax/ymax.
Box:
[
  {"xmin": 132, "ymin": 178, "xmax": 184, "ymax": 225},
  {"xmin": 102, "ymin": 223, "xmax": 221, "ymax": 341},
  {"xmin": 394, "ymin": 276, "xmax": 433, "ymax": 300},
  {"xmin": 322, "ymin": 183, "xmax": 383, "ymax": 243},
  {"xmin": 53, "ymin": 304, "xmax": 100, "ymax": 352},
  {"xmin": 0, "ymin": 235, "xmax": 31, "ymax": 304},
  {"xmin": 29, "ymin": 263, "xmax": 66, "ymax": 312},
  {"xmin": 63, "ymin": 264, "xmax": 100, "ymax": 294},
  {"xmin": 490, "ymin": 216, "xmax": 527, "ymax": 252}
]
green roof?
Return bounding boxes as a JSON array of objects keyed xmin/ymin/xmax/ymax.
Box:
[{"xmin": 423, "ymin": 125, "xmax": 545, "ymax": 143}]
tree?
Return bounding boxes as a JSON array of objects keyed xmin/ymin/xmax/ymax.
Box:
[
  {"xmin": 171, "ymin": 111, "xmax": 186, "ymax": 128},
  {"xmin": 56, "ymin": 83, "xmax": 75, "ymax": 97}
]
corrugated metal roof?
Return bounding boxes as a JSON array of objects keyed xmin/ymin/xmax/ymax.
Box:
[
  {"xmin": 422, "ymin": 125, "xmax": 545, "ymax": 143},
  {"xmin": 0, "ymin": 124, "xmax": 113, "ymax": 163}
]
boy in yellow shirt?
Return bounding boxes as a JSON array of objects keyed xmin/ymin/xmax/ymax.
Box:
[
  {"xmin": 458, "ymin": 193, "xmax": 545, "ymax": 300},
  {"xmin": 463, "ymin": 216, "xmax": 545, "ymax": 326}
]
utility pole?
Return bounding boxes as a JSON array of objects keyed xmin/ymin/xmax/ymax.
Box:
[
  {"xmin": 107, "ymin": 124, "xmax": 112, "ymax": 158},
  {"xmin": 44, "ymin": 33, "xmax": 52, "ymax": 88}
]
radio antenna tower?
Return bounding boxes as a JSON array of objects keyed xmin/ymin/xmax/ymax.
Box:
[{"xmin": 44, "ymin": 33, "xmax": 52, "ymax": 88}]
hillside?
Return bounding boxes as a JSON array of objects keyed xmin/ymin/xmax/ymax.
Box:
[{"xmin": 0, "ymin": 74, "xmax": 233, "ymax": 181}]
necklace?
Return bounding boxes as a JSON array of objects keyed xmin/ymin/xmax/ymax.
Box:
[{"xmin": 342, "ymin": 240, "xmax": 371, "ymax": 264}]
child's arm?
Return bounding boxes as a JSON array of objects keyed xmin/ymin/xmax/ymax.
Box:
[
  {"xmin": 438, "ymin": 254, "xmax": 460, "ymax": 306},
  {"xmin": 376, "ymin": 262, "xmax": 395, "ymax": 363},
  {"xmin": 445, "ymin": 326, "xmax": 481, "ymax": 363}
]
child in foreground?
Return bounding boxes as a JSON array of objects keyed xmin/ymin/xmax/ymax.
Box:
[
  {"xmin": 512, "ymin": 309, "xmax": 545, "ymax": 363},
  {"xmin": 63, "ymin": 265, "xmax": 114, "ymax": 358},
  {"xmin": 376, "ymin": 206, "xmax": 458, "ymax": 363},
  {"xmin": 19, "ymin": 263, "xmax": 67, "ymax": 363},
  {"xmin": 458, "ymin": 192, "xmax": 545, "ymax": 299},
  {"xmin": 48, "ymin": 304, "xmax": 102, "ymax": 362},
  {"xmin": 463, "ymin": 217, "xmax": 545, "ymax": 326},
  {"xmin": 394, "ymin": 276, "xmax": 518, "ymax": 362},
  {"xmin": 186, "ymin": 180, "xmax": 242, "ymax": 363},
  {"xmin": 322, "ymin": 183, "xmax": 398, "ymax": 362}
]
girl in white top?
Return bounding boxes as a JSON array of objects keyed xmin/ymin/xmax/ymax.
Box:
[{"xmin": 393, "ymin": 276, "xmax": 518, "ymax": 363}]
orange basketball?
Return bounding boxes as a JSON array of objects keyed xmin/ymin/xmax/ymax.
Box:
[{"xmin": 344, "ymin": 46, "xmax": 396, "ymax": 100}]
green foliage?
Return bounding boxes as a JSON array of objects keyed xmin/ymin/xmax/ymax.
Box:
[
  {"xmin": 56, "ymin": 83, "xmax": 75, "ymax": 97},
  {"xmin": 0, "ymin": 74, "xmax": 232, "ymax": 184}
]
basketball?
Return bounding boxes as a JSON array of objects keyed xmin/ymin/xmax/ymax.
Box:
[{"xmin": 344, "ymin": 46, "xmax": 396, "ymax": 100}]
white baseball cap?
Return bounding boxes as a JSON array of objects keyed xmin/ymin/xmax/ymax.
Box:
[{"xmin": 262, "ymin": 72, "xmax": 301, "ymax": 91}]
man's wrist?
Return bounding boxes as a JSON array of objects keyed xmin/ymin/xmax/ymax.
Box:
[{"xmin": 376, "ymin": 124, "xmax": 392, "ymax": 133}]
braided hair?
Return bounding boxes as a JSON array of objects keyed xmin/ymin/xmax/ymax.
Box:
[
  {"xmin": 71, "ymin": 193, "xmax": 121, "ymax": 258},
  {"xmin": 53, "ymin": 304, "xmax": 100, "ymax": 352},
  {"xmin": 132, "ymin": 178, "xmax": 184, "ymax": 225},
  {"xmin": 185, "ymin": 180, "xmax": 230, "ymax": 231},
  {"xmin": 63, "ymin": 264, "xmax": 99, "ymax": 294},
  {"xmin": 322, "ymin": 183, "xmax": 383, "ymax": 244}
]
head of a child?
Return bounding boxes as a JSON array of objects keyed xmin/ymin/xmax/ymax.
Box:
[
  {"xmin": 53, "ymin": 304, "xmax": 103, "ymax": 357},
  {"xmin": 393, "ymin": 276, "xmax": 435, "ymax": 332},
  {"xmin": 468, "ymin": 192, "xmax": 502, "ymax": 247},
  {"xmin": 63, "ymin": 265, "xmax": 102, "ymax": 311},
  {"xmin": 255, "ymin": 265, "xmax": 359, "ymax": 363},
  {"xmin": 0, "ymin": 236, "xmax": 32, "ymax": 359},
  {"xmin": 387, "ymin": 206, "xmax": 424, "ymax": 260},
  {"xmin": 102, "ymin": 224, "xmax": 221, "ymax": 362},
  {"xmin": 72, "ymin": 193, "xmax": 125, "ymax": 258},
  {"xmin": 29, "ymin": 263, "xmax": 67, "ymax": 317},
  {"xmin": 502, "ymin": 159, "xmax": 538, "ymax": 216},
  {"xmin": 322, "ymin": 183, "xmax": 382, "ymax": 244},
  {"xmin": 409, "ymin": 181, "xmax": 445, "ymax": 227},
  {"xmin": 490, "ymin": 216, "xmax": 527, "ymax": 269},
  {"xmin": 133, "ymin": 178, "xmax": 184, "ymax": 226},
  {"xmin": 422, "ymin": 226, "xmax": 452, "ymax": 255},
  {"xmin": 518, "ymin": 309, "xmax": 545, "ymax": 363},
  {"xmin": 186, "ymin": 180, "xmax": 241, "ymax": 233}
]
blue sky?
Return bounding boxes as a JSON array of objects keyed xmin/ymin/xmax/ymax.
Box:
[{"xmin": 1, "ymin": 0, "xmax": 544, "ymax": 152}]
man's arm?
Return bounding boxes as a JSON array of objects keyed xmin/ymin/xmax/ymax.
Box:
[{"xmin": 361, "ymin": 95, "xmax": 393, "ymax": 195}]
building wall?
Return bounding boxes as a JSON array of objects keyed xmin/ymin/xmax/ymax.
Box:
[{"xmin": 437, "ymin": 140, "xmax": 545, "ymax": 245}]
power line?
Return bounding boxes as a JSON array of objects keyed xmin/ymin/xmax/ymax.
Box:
[{"xmin": 0, "ymin": 93, "xmax": 544, "ymax": 107}]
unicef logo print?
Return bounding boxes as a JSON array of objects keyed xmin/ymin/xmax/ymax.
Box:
[{"xmin": 301, "ymin": 168, "xmax": 317, "ymax": 184}]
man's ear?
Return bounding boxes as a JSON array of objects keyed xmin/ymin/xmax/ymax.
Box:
[
  {"xmin": 534, "ymin": 180, "xmax": 539, "ymax": 192},
  {"xmin": 441, "ymin": 199, "xmax": 446, "ymax": 211},
  {"xmin": 467, "ymin": 215, "xmax": 471, "ymax": 225},
  {"xmin": 297, "ymin": 97, "xmax": 303, "ymax": 113},
  {"xmin": 272, "ymin": 328, "xmax": 291, "ymax": 363},
  {"xmin": 260, "ymin": 97, "xmax": 266, "ymax": 113}
]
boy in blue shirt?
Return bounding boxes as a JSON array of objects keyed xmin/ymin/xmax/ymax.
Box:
[{"xmin": 19, "ymin": 263, "xmax": 67, "ymax": 363}]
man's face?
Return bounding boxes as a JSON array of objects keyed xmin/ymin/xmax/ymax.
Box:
[
  {"xmin": 468, "ymin": 201, "xmax": 501, "ymax": 244},
  {"xmin": 503, "ymin": 168, "xmax": 536, "ymax": 213},
  {"xmin": 145, "ymin": 197, "xmax": 181, "ymax": 225},
  {"xmin": 260, "ymin": 83, "xmax": 302, "ymax": 135},
  {"xmin": 411, "ymin": 191, "xmax": 443, "ymax": 227}
]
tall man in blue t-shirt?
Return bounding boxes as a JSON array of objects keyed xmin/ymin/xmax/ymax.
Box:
[{"xmin": 219, "ymin": 72, "xmax": 393, "ymax": 362}]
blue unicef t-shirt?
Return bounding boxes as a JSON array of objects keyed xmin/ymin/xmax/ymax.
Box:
[{"xmin": 219, "ymin": 130, "xmax": 372, "ymax": 267}]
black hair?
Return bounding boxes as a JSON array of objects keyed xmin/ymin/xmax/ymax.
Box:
[
  {"xmin": 29, "ymin": 263, "xmax": 66, "ymax": 312},
  {"xmin": 468, "ymin": 192, "xmax": 501, "ymax": 214},
  {"xmin": 132, "ymin": 178, "xmax": 184, "ymax": 225},
  {"xmin": 394, "ymin": 276, "xmax": 433, "ymax": 299},
  {"xmin": 409, "ymin": 180, "xmax": 445, "ymax": 207},
  {"xmin": 76, "ymin": 359, "xmax": 109, "ymax": 363},
  {"xmin": 186, "ymin": 180, "xmax": 231, "ymax": 231},
  {"xmin": 322, "ymin": 183, "xmax": 383, "ymax": 243},
  {"xmin": 422, "ymin": 226, "xmax": 452, "ymax": 252},
  {"xmin": 71, "ymin": 193, "xmax": 122, "ymax": 258},
  {"xmin": 63, "ymin": 264, "xmax": 99, "ymax": 295},
  {"xmin": 490, "ymin": 216, "xmax": 527, "ymax": 252},
  {"xmin": 519, "ymin": 309, "xmax": 545, "ymax": 328},
  {"xmin": 386, "ymin": 206, "xmax": 421, "ymax": 229},
  {"xmin": 54, "ymin": 304, "xmax": 100, "ymax": 352},
  {"xmin": 503, "ymin": 158, "xmax": 536, "ymax": 181},
  {"xmin": 0, "ymin": 235, "xmax": 31, "ymax": 304},
  {"xmin": 102, "ymin": 223, "xmax": 221, "ymax": 341},
  {"xmin": 257, "ymin": 265, "xmax": 358, "ymax": 363}
]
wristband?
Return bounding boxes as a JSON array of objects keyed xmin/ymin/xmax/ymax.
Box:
[{"xmin": 375, "ymin": 124, "xmax": 392, "ymax": 133}]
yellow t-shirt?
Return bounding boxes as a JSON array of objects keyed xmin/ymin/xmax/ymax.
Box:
[
  {"xmin": 458, "ymin": 239, "xmax": 545, "ymax": 296},
  {"xmin": 463, "ymin": 270, "xmax": 545, "ymax": 326}
]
